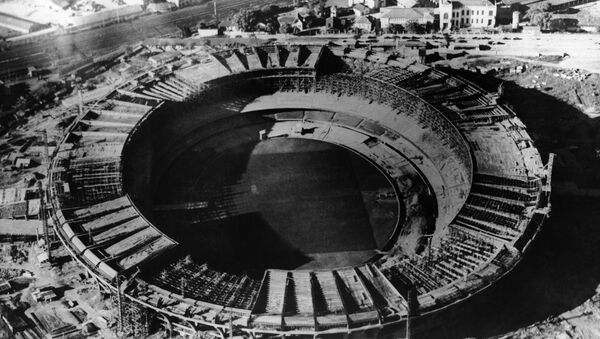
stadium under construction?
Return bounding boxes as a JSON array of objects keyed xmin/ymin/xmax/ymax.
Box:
[{"xmin": 46, "ymin": 44, "xmax": 553, "ymax": 338}]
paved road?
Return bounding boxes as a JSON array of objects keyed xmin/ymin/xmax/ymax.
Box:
[{"xmin": 0, "ymin": 0, "xmax": 270, "ymax": 81}]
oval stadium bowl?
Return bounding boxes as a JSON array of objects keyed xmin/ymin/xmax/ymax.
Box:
[{"xmin": 48, "ymin": 44, "xmax": 552, "ymax": 337}]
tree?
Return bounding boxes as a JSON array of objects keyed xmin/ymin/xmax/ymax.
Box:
[
  {"xmin": 316, "ymin": 0, "xmax": 326, "ymax": 17},
  {"xmin": 279, "ymin": 22, "xmax": 293, "ymax": 34},
  {"xmin": 405, "ymin": 21, "xmax": 425, "ymax": 34},
  {"xmin": 233, "ymin": 8, "xmax": 260, "ymax": 32},
  {"xmin": 424, "ymin": 21, "xmax": 435, "ymax": 33},
  {"xmin": 388, "ymin": 24, "xmax": 404, "ymax": 34},
  {"xmin": 548, "ymin": 18, "xmax": 577, "ymax": 31},
  {"xmin": 524, "ymin": 3, "xmax": 552, "ymax": 28}
]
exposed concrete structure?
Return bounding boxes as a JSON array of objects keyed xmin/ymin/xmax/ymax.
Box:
[{"xmin": 47, "ymin": 44, "xmax": 552, "ymax": 338}]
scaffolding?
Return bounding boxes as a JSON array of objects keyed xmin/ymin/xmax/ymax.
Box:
[{"xmin": 111, "ymin": 290, "xmax": 150, "ymax": 339}]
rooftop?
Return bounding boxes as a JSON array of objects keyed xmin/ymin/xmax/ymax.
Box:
[
  {"xmin": 354, "ymin": 16, "xmax": 372, "ymax": 24},
  {"xmin": 380, "ymin": 7, "xmax": 434, "ymax": 19},
  {"xmin": 354, "ymin": 3, "xmax": 369, "ymax": 12},
  {"xmin": 0, "ymin": 219, "xmax": 42, "ymax": 236},
  {"xmin": 452, "ymin": 0, "xmax": 495, "ymax": 7}
]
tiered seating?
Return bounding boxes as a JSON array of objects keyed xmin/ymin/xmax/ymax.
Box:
[
  {"xmin": 453, "ymin": 215, "xmax": 518, "ymax": 239},
  {"xmin": 92, "ymin": 217, "xmax": 147, "ymax": 243},
  {"xmin": 205, "ymin": 272, "xmax": 246, "ymax": 305},
  {"xmin": 336, "ymin": 269, "xmax": 374, "ymax": 313},
  {"xmin": 69, "ymin": 142, "xmax": 124, "ymax": 159},
  {"xmin": 381, "ymin": 227, "xmax": 498, "ymax": 296},
  {"xmin": 150, "ymin": 80, "xmax": 187, "ymax": 101},
  {"xmin": 223, "ymin": 50, "xmax": 248, "ymax": 73},
  {"xmin": 262, "ymin": 45, "xmax": 282, "ymax": 68},
  {"xmin": 283, "ymin": 46, "xmax": 299, "ymax": 68},
  {"xmin": 380, "ymin": 265, "xmax": 425, "ymax": 295},
  {"xmin": 117, "ymin": 236, "xmax": 175, "ymax": 269},
  {"xmin": 106, "ymin": 98, "xmax": 152, "ymax": 115},
  {"xmin": 137, "ymin": 75, "xmax": 186, "ymax": 101},
  {"xmin": 396, "ymin": 261, "xmax": 441, "ymax": 294},
  {"xmin": 103, "ymin": 227, "xmax": 161, "ymax": 257},
  {"xmin": 466, "ymin": 195, "xmax": 525, "ymax": 215},
  {"xmin": 475, "ymin": 173, "xmax": 538, "ymax": 189},
  {"xmin": 264, "ymin": 271, "xmax": 288, "ymax": 314},
  {"xmin": 247, "ymin": 48, "xmax": 265, "ymax": 69},
  {"xmin": 283, "ymin": 271, "xmax": 315, "ymax": 329},
  {"xmin": 227, "ymin": 276, "xmax": 261, "ymax": 310},
  {"xmin": 165, "ymin": 77, "xmax": 196, "ymax": 98},
  {"xmin": 313, "ymin": 74, "xmax": 471, "ymax": 165},
  {"xmin": 81, "ymin": 206, "xmax": 137, "ymax": 232},
  {"xmin": 357, "ymin": 265, "xmax": 407, "ymax": 314},
  {"xmin": 435, "ymin": 230, "xmax": 497, "ymax": 275},
  {"xmin": 218, "ymin": 93, "xmax": 257, "ymax": 113},
  {"xmin": 397, "ymin": 70, "xmax": 438, "ymax": 90},
  {"xmin": 290, "ymin": 272, "xmax": 314, "ymax": 315},
  {"xmin": 174, "ymin": 58, "xmax": 231, "ymax": 85},
  {"xmin": 450, "ymin": 173, "xmax": 541, "ymax": 241},
  {"xmin": 313, "ymin": 272, "xmax": 345, "ymax": 315},
  {"xmin": 471, "ymin": 184, "xmax": 537, "ymax": 204},
  {"xmin": 426, "ymin": 86, "xmax": 469, "ymax": 104},
  {"xmin": 412, "ymin": 82, "xmax": 451, "ymax": 97},
  {"xmin": 63, "ymin": 160, "xmax": 122, "ymax": 206},
  {"xmin": 461, "ymin": 206, "xmax": 518, "ymax": 229},
  {"xmin": 335, "ymin": 268, "xmax": 379, "ymax": 325},
  {"xmin": 152, "ymin": 261, "xmax": 259, "ymax": 308},
  {"xmin": 71, "ymin": 196, "xmax": 130, "ymax": 219},
  {"xmin": 301, "ymin": 46, "xmax": 323, "ymax": 68},
  {"xmin": 313, "ymin": 271, "xmax": 347, "ymax": 329}
]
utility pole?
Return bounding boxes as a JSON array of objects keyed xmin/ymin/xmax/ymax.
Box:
[
  {"xmin": 39, "ymin": 130, "xmax": 51, "ymax": 261},
  {"xmin": 117, "ymin": 273, "xmax": 124, "ymax": 337},
  {"xmin": 213, "ymin": 0, "xmax": 218, "ymax": 21},
  {"xmin": 229, "ymin": 309, "xmax": 233, "ymax": 339},
  {"xmin": 78, "ymin": 86, "xmax": 84, "ymax": 116},
  {"xmin": 38, "ymin": 181, "xmax": 50, "ymax": 261},
  {"xmin": 406, "ymin": 290, "xmax": 411, "ymax": 339}
]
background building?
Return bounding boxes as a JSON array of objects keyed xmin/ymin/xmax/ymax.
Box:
[
  {"xmin": 379, "ymin": 7, "xmax": 435, "ymax": 28},
  {"xmin": 440, "ymin": 0, "xmax": 497, "ymax": 31}
]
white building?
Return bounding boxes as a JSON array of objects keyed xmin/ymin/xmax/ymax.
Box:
[
  {"xmin": 439, "ymin": 0, "xmax": 497, "ymax": 31},
  {"xmin": 353, "ymin": 3, "xmax": 370, "ymax": 16},
  {"xmin": 353, "ymin": 15, "xmax": 374, "ymax": 31},
  {"xmin": 379, "ymin": 7, "xmax": 435, "ymax": 28}
]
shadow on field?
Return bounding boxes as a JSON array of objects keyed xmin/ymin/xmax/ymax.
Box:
[{"xmin": 178, "ymin": 212, "xmax": 312, "ymax": 276}]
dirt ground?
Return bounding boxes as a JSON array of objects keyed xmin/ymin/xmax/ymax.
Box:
[{"xmin": 0, "ymin": 242, "xmax": 120, "ymax": 339}]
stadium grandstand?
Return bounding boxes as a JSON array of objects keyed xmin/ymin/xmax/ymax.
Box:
[{"xmin": 47, "ymin": 43, "xmax": 552, "ymax": 338}]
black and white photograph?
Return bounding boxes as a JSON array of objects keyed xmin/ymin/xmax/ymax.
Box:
[{"xmin": 0, "ymin": 0, "xmax": 598, "ymax": 337}]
